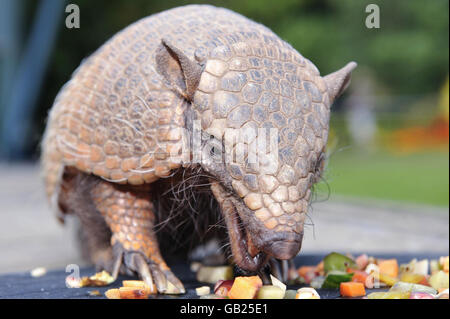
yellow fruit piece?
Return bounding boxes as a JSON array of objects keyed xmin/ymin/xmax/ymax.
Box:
[
  {"xmin": 429, "ymin": 271, "xmax": 449, "ymax": 290},
  {"xmin": 400, "ymin": 273, "xmax": 426, "ymax": 284},
  {"xmin": 367, "ymin": 291, "xmax": 410, "ymax": 299},
  {"xmin": 196, "ymin": 286, "xmax": 211, "ymax": 296},
  {"xmin": 257, "ymin": 285, "xmax": 285, "ymax": 299},
  {"xmin": 105, "ymin": 288, "xmax": 121, "ymax": 299},
  {"xmin": 196, "ymin": 266, "xmax": 234, "ymax": 284},
  {"xmin": 89, "ymin": 270, "xmax": 114, "ymax": 285},
  {"xmin": 377, "ymin": 273, "xmax": 398, "ymax": 287},
  {"xmin": 122, "ymin": 280, "xmax": 157, "ymax": 294},
  {"xmin": 295, "ymin": 287, "xmax": 321, "ymax": 299}
]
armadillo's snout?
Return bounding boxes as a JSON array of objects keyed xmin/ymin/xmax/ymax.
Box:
[{"xmin": 261, "ymin": 234, "xmax": 303, "ymax": 260}]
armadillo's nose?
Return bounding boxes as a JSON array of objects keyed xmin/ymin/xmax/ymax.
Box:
[{"xmin": 262, "ymin": 239, "xmax": 302, "ymax": 260}]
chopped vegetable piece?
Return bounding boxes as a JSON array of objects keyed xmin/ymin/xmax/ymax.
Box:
[
  {"xmin": 350, "ymin": 270, "xmax": 369, "ymax": 286},
  {"xmin": 105, "ymin": 288, "xmax": 121, "ymax": 299},
  {"xmin": 365, "ymin": 263, "xmax": 379, "ymax": 274},
  {"xmin": 390, "ymin": 282, "xmax": 437, "ymax": 295},
  {"xmin": 310, "ymin": 276, "xmax": 325, "ymax": 289},
  {"xmin": 196, "ymin": 286, "xmax": 211, "ymax": 296},
  {"xmin": 355, "ymin": 254, "xmax": 369, "ymax": 270},
  {"xmin": 122, "ymin": 280, "xmax": 147, "ymax": 288},
  {"xmin": 270, "ymin": 275, "xmax": 286, "ymax": 293},
  {"xmin": 414, "ymin": 259, "xmax": 429, "ymax": 275},
  {"xmin": 122, "ymin": 280, "xmax": 156, "ymax": 293},
  {"xmin": 118, "ymin": 287, "xmax": 149, "ymax": 299},
  {"xmin": 378, "ymin": 273, "xmax": 398, "ymax": 287},
  {"xmin": 284, "ymin": 290, "xmax": 298, "ymax": 299},
  {"xmin": 322, "ymin": 271, "xmax": 353, "ymax": 289},
  {"xmin": 409, "ymin": 292, "xmax": 434, "ymax": 299},
  {"xmin": 430, "ymin": 260, "xmax": 440, "ymax": 274},
  {"xmin": 228, "ymin": 276, "xmax": 262, "ymax": 299},
  {"xmin": 214, "ymin": 280, "xmax": 234, "ymax": 297},
  {"xmin": 196, "ymin": 266, "xmax": 233, "ymax": 284},
  {"xmin": 429, "ymin": 270, "xmax": 449, "ymax": 290},
  {"xmin": 367, "ymin": 291, "xmax": 410, "ymax": 299},
  {"xmin": 378, "ymin": 259, "xmax": 399, "ymax": 278},
  {"xmin": 340, "ymin": 282, "xmax": 366, "ymax": 297},
  {"xmin": 295, "ymin": 287, "xmax": 320, "ymax": 299},
  {"xmin": 76, "ymin": 270, "xmax": 115, "ymax": 287},
  {"xmin": 89, "ymin": 270, "xmax": 114, "ymax": 285},
  {"xmin": 323, "ymin": 252, "xmax": 356, "ymax": 273},
  {"xmin": 257, "ymin": 285, "xmax": 284, "ymax": 299},
  {"xmin": 400, "ymin": 273, "xmax": 427, "ymax": 284},
  {"xmin": 400, "ymin": 259, "xmax": 429, "ymax": 276}
]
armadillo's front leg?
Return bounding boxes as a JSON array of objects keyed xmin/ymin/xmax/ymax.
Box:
[{"xmin": 91, "ymin": 181, "xmax": 185, "ymax": 294}]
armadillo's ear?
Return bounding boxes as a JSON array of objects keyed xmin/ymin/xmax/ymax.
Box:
[
  {"xmin": 155, "ymin": 38, "xmax": 202, "ymax": 100},
  {"xmin": 324, "ymin": 62, "xmax": 357, "ymax": 104}
]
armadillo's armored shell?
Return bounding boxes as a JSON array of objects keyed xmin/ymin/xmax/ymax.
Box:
[{"xmin": 41, "ymin": 5, "xmax": 293, "ymax": 202}]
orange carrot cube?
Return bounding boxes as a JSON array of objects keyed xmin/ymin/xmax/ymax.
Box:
[
  {"xmin": 378, "ymin": 259, "xmax": 399, "ymax": 278},
  {"xmin": 351, "ymin": 270, "xmax": 369, "ymax": 285},
  {"xmin": 227, "ymin": 276, "xmax": 262, "ymax": 299},
  {"xmin": 340, "ymin": 282, "xmax": 366, "ymax": 297}
]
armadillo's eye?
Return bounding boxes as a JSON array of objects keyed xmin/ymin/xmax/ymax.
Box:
[
  {"xmin": 210, "ymin": 146, "xmax": 220, "ymax": 158},
  {"xmin": 207, "ymin": 136, "xmax": 223, "ymax": 162}
]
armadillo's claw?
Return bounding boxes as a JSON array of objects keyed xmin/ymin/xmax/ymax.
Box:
[
  {"xmin": 164, "ymin": 270, "xmax": 186, "ymax": 294},
  {"xmin": 269, "ymin": 258, "xmax": 283, "ymax": 281},
  {"xmin": 281, "ymin": 260, "xmax": 289, "ymax": 282},
  {"xmin": 258, "ymin": 268, "xmax": 272, "ymax": 285},
  {"xmin": 110, "ymin": 245, "xmax": 184, "ymax": 294},
  {"xmin": 268, "ymin": 258, "xmax": 298, "ymax": 283},
  {"xmin": 133, "ymin": 253, "xmax": 156, "ymax": 294},
  {"xmin": 111, "ymin": 249, "xmax": 123, "ymax": 281},
  {"xmin": 148, "ymin": 264, "xmax": 167, "ymax": 293}
]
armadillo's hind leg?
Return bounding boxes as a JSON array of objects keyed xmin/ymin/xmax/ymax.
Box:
[
  {"xmin": 91, "ymin": 180, "xmax": 185, "ymax": 294},
  {"xmin": 58, "ymin": 169, "xmax": 114, "ymax": 272},
  {"xmin": 77, "ymin": 219, "xmax": 114, "ymax": 273}
]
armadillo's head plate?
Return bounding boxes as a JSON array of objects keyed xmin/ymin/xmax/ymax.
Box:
[{"xmin": 156, "ymin": 39, "xmax": 355, "ymax": 271}]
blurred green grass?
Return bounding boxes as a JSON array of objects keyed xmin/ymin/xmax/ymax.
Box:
[{"xmin": 317, "ymin": 150, "xmax": 449, "ymax": 207}]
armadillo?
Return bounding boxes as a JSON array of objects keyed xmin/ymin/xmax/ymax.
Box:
[{"xmin": 41, "ymin": 5, "xmax": 356, "ymax": 293}]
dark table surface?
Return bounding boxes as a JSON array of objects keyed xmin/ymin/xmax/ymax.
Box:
[{"xmin": 0, "ymin": 253, "xmax": 445, "ymax": 299}]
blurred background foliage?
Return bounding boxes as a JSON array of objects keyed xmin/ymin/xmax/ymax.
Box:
[{"xmin": 0, "ymin": 0, "xmax": 448, "ymax": 206}]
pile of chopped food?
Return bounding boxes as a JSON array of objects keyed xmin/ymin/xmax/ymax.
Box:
[
  {"xmin": 195, "ymin": 253, "xmax": 449, "ymax": 299},
  {"xmin": 295, "ymin": 253, "xmax": 449, "ymax": 299},
  {"xmin": 197, "ymin": 272, "xmax": 319, "ymax": 299},
  {"xmin": 70, "ymin": 253, "xmax": 448, "ymax": 299}
]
